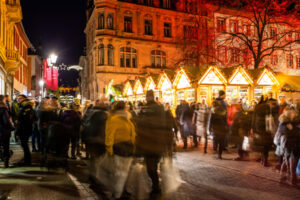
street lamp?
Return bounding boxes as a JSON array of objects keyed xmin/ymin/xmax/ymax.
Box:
[{"xmin": 47, "ymin": 53, "xmax": 58, "ymax": 67}]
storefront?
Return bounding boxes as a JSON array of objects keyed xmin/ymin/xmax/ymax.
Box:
[
  {"xmin": 144, "ymin": 75, "xmax": 160, "ymax": 99},
  {"xmin": 133, "ymin": 78, "xmax": 146, "ymax": 102},
  {"xmin": 198, "ymin": 66, "xmax": 227, "ymax": 105},
  {"xmin": 157, "ymin": 72, "xmax": 174, "ymax": 105},
  {"xmin": 173, "ymin": 68, "xmax": 195, "ymax": 106},
  {"xmin": 253, "ymin": 68, "xmax": 279, "ymax": 100},
  {"xmin": 225, "ymin": 67, "xmax": 253, "ymax": 104},
  {"xmin": 122, "ymin": 80, "xmax": 135, "ymax": 102}
]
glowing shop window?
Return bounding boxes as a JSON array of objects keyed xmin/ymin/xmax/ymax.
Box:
[
  {"xmin": 148, "ymin": 80, "xmax": 156, "ymax": 90},
  {"xmin": 161, "ymin": 77, "xmax": 172, "ymax": 90},
  {"xmin": 136, "ymin": 84, "xmax": 144, "ymax": 95},
  {"xmin": 226, "ymin": 86, "xmax": 238, "ymax": 99},
  {"xmin": 177, "ymin": 73, "xmax": 191, "ymax": 89},
  {"xmin": 201, "ymin": 71, "xmax": 223, "ymax": 84},
  {"xmin": 258, "ymin": 73, "xmax": 274, "ymax": 86},
  {"xmin": 230, "ymin": 72, "xmax": 249, "ymax": 85}
]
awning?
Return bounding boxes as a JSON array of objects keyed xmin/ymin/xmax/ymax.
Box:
[{"xmin": 277, "ymin": 74, "xmax": 300, "ymax": 92}]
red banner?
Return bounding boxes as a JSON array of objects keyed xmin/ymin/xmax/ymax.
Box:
[
  {"xmin": 43, "ymin": 59, "xmax": 48, "ymax": 81},
  {"xmin": 46, "ymin": 68, "xmax": 52, "ymax": 89},
  {"xmin": 52, "ymin": 68, "xmax": 58, "ymax": 90}
]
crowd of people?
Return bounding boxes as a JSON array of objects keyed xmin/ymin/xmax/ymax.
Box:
[{"xmin": 0, "ymin": 88, "xmax": 300, "ymax": 199}]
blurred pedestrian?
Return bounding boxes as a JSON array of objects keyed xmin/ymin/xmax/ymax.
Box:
[
  {"xmin": 16, "ymin": 95, "xmax": 34, "ymax": 166},
  {"xmin": 180, "ymin": 102, "xmax": 198, "ymax": 148},
  {"xmin": 0, "ymin": 95, "xmax": 14, "ymax": 168},
  {"xmin": 136, "ymin": 90, "xmax": 174, "ymax": 199},
  {"xmin": 194, "ymin": 100, "xmax": 209, "ymax": 153},
  {"xmin": 208, "ymin": 90, "xmax": 228, "ymax": 159}
]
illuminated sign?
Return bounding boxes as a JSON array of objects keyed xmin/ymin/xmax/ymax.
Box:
[
  {"xmin": 201, "ymin": 71, "xmax": 223, "ymax": 84},
  {"xmin": 161, "ymin": 77, "xmax": 172, "ymax": 90},
  {"xmin": 258, "ymin": 73, "xmax": 274, "ymax": 86},
  {"xmin": 136, "ymin": 84, "xmax": 144, "ymax": 94},
  {"xmin": 176, "ymin": 73, "xmax": 191, "ymax": 89},
  {"xmin": 230, "ymin": 72, "xmax": 250, "ymax": 85},
  {"xmin": 148, "ymin": 79, "xmax": 156, "ymax": 91}
]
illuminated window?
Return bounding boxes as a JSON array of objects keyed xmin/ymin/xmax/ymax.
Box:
[
  {"xmin": 120, "ymin": 47, "xmax": 137, "ymax": 68},
  {"xmin": 163, "ymin": 0, "xmax": 171, "ymax": 8},
  {"xmin": 164, "ymin": 23, "xmax": 171, "ymax": 37},
  {"xmin": 242, "ymin": 24, "xmax": 251, "ymax": 36},
  {"xmin": 124, "ymin": 17, "xmax": 132, "ymax": 32},
  {"xmin": 217, "ymin": 18, "xmax": 226, "ymax": 32},
  {"xmin": 230, "ymin": 48, "xmax": 240, "ymax": 63},
  {"xmin": 151, "ymin": 50, "xmax": 166, "ymax": 68},
  {"xmin": 107, "ymin": 13, "xmax": 113, "ymax": 29},
  {"xmin": 270, "ymin": 55, "xmax": 278, "ymax": 65},
  {"xmin": 286, "ymin": 54, "xmax": 293, "ymax": 68},
  {"xmin": 107, "ymin": 45, "xmax": 114, "ymax": 66},
  {"xmin": 144, "ymin": 20, "xmax": 152, "ymax": 35},
  {"xmin": 297, "ymin": 56, "xmax": 300, "ymax": 69},
  {"xmin": 98, "ymin": 44, "xmax": 104, "ymax": 65},
  {"xmin": 230, "ymin": 20, "xmax": 238, "ymax": 33},
  {"xmin": 98, "ymin": 12, "xmax": 104, "ymax": 29}
]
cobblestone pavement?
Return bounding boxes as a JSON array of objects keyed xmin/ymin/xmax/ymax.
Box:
[
  {"xmin": 1, "ymin": 143, "xmax": 300, "ymax": 200},
  {"xmin": 166, "ymin": 145, "xmax": 300, "ymax": 200}
]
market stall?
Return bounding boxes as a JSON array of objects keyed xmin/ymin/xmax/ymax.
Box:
[
  {"xmin": 198, "ymin": 66, "xmax": 227, "ymax": 105},
  {"xmin": 224, "ymin": 66, "xmax": 253, "ymax": 104},
  {"xmin": 157, "ymin": 72, "xmax": 174, "ymax": 105},
  {"xmin": 133, "ymin": 77, "xmax": 146, "ymax": 102},
  {"xmin": 173, "ymin": 68, "xmax": 195, "ymax": 106},
  {"xmin": 123, "ymin": 80, "xmax": 135, "ymax": 102},
  {"xmin": 144, "ymin": 74, "xmax": 160, "ymax": 99},
  {"xmin": 251, "ymin": 68, "xmax": 279, "ymax": 100}
]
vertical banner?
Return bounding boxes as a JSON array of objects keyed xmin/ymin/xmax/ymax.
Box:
[
  {"xmin": 52, "ymin": 68, "xmax": 58, "ymax": 90},
  {"xmin": 46, "ymin": 68, "xmax": 52, "ymax": 89},
  {"xmin": 43, "ymin": 59, "xmax": 48, "ymax": 81}
]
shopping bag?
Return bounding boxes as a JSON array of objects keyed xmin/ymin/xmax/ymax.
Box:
[
  {"xmin": 242, "ymin": 136, "xmax": 250, "ymax": 151},
  {"xmin": 97, "ymin": 154, "xmax": 116, "ymax": 190},
  {"xmin": 296, "ymin": 159, "xmax": 300, "ymax": 176},
  {"xmin": 265, "ymin": 114, "xmax": 276, "ymax": 135},
  {"xmin": 126, "ymin": 161, "xmax": 152, "ymax": 200},
  {"xmin": 160, "ymin": 157, "xmax": 183, "ymax": 195}
]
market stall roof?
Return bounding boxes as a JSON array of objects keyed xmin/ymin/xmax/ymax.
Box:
[
  {"xmin": 157, "ymin": 71, "xmax": 173, "ymax": 90},
  {"xmin": 276, "ymin": 73, "xmax": 300, "ymax": 91},
  {"xmin": 133, "ymin": 77, "xmax": 146, "ymax": 95},
  {"xmin": 173, "ymin": 67, "xmax": 193, "ymax": 89},
  {"xmin": 248, "ymin": 68, "xmax": 279, "ymax": 86},
  {"xmin": 227, "ymin": 66, "xmax": 253, "ymax": 85},
  {"xmin": 123, "ymin": 80, "xmax": 134, "ymax": 96},
  {"xmin": 112, "ymin": 84, "xmax": 124, "ymax": 96},
  {"xmin": 164, "ymin": 69, "xmax": 176, "ymax": 83},
  {"xmin": 144, "ymin": 75, "xmax": 157, "ymax": 91},
  {"xmin": 198, "ymin": 66, "xmax": 227, "ymax": 85}
]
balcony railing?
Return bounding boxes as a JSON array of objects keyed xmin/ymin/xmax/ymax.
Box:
[{"xmin": 6, "ymin": 49, "xmax": 20, "ymax": 62}]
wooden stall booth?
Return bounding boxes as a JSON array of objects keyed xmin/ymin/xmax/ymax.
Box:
[
  {"xmin": 197, "ymin": 66, "xmax": 227, "ymax": 105},
  {"xmin": 222, "ymin": 66, "xmax": 253, "ymax": 104},
  {"xmin": 250, "ymin": 68, "xmax": 279, "ymax": 101},
  {"xmin": 173, "ymin": 68, "xmax": 197, "ymax": 106},
  {"xmin": 122, "ymin": 80, "xmax": 135, "ymax": 102},
  {"xmin": 133, "ymin": 77, "xmax": 146, "ymax": 102},
  {"xmin": 144, "ymin": 74, "xmax": 160, "ymax": 99},
  {"xmin": 157, "ymin": 71, "xmax": 175, "ymax": 106}
]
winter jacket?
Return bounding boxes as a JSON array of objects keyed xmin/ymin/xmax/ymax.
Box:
[
  {"xmin": 193, "ymin": 105, "xmax": 209, "ymax": 137},
  {"xmin": 251, "ymin": 101, "xmax": 270, "ymax": 134},
  {"xmin": 37, "ymin": 107, "xmax": 58, "ymax": 131},
  {"xmin": 275, "ymin": 113, "xmax": 300, "ymax": 157},
  {"xmin": 180, "ymin": 103, "xmax": 194, "ymax": 137},
  {"xmin": 60, "ymin": 109, "xmax": 81, "ymax": 136},
  {"xmin": 208, "ymin": 99, "xmax": 228, "ymax": 137},
  {"xmin": 16, "ymin": 100, "xmax": 34, "ymax": 136},
  {"xmin": 82, "ymin": 106, "xmax": 108, "ymax": 155},
  {"xmin": 227, "ymin": 104, "xmax": 241, "ymax": 127},
  {"xmin": 0, "ymin": 103, "xmax": 14, "ymax": 139},
  {"xmin": 136, "ymin": 101, "xmax": 174, "ymax": 156},
  {"xmin": 105, "ymin": 111, "xmax": 136, "ymax": 156}
]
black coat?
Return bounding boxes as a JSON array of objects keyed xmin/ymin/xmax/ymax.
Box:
[
  {"xmin": 60, "ymin": 109, "xmax": 81, "ymax": 136},
  {"xmin": 252, "ymin": 102, "xmax": 270, "ymax": 134},
  {"xmin": 16, "ymin": 100, "xmax": 34, "ymax": 137},
  {"xmin": 37, "ymin": 108, "xmax": 58, "ymax": 131},
  {"xmin": 208, "ymin": 100, "xmax": 228, "ymax": 137},
  {"xmin": 0, "ymin": 104, "xmax": 14, "ymax": 139},
  {"xmin": 136, "ymin": 101, "xmax": 174, "ymax": 156}
]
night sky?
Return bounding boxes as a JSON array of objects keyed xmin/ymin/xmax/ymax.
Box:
[{"xmin": 21, "ymin": 0, "xmax": 86, "ymax": 65}]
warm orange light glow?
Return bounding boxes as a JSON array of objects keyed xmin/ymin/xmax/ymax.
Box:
[{"xmin": 198, "ymin": 66, "xmax": 227, "ymax": 85}]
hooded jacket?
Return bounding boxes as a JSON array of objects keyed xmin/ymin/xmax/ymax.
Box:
[
  {"xmin": 105, "ymin": 110, "xmax": 136, "ymax": 156},
  {"xmin": 16, "ymin": 100, "xmax": 34, "ymax": 136}
]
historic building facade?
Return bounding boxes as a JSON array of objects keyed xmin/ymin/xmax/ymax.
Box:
[
  {"xmin": 13, "ymin": 22, "xmax": 32, "ymax": 96},
  {"xmin": 84, "ymin": 0, "xmax": 300, "ymax": 100},
  {"xmin": 0, "ymin": 0, "xmax": 22, "ymax": 96}
]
